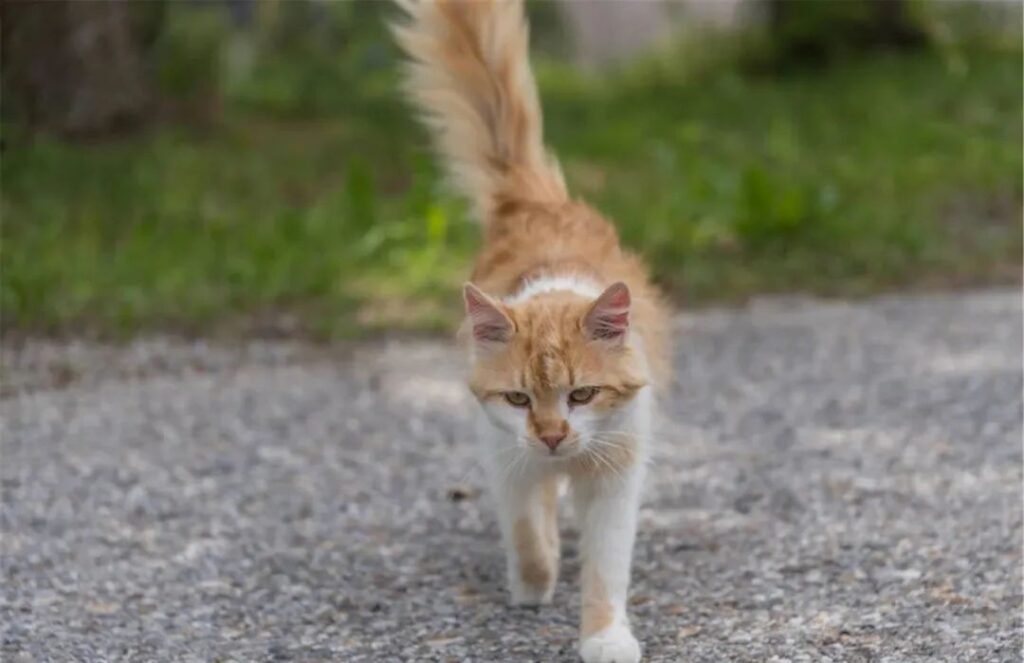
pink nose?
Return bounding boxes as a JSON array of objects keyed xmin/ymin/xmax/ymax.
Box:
[{"xmin": 539, "ymin": 432, "xmax": 566, "ymax": 450}]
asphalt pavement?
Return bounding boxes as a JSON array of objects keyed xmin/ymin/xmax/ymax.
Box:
[{"xmin": 2, "ymin": 289, "xmax": 1021, "ymax": 662}]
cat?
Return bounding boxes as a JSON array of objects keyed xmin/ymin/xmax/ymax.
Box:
[{"xmin": 393, "ymin": 2, "xmax": 670, "ymax": 661}]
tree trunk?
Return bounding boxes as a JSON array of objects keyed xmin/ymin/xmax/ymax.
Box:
[
  {"xmin": 764, "ymin": 0, "xmax": 927, "ymax": 66},
  {"xmin": 1, "ymin": 0, "xmax": 152, "ymax": 137}
]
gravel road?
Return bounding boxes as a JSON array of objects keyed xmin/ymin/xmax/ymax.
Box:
[{"xmin": 2, "ymin": 290, "xmax": 1021, "ymax": 662}]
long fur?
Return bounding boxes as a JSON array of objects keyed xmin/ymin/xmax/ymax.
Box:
[
  {"xmin": 393, "ymin": 4, "xmax": 666, "ymax": 661},
  {"xmin": 392, "ymin": 0, "xmax": 568, "ymax": 223}
]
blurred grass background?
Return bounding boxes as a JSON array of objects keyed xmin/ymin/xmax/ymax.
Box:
[{"xmin": 2, "ymin": 0, "xmax": 1021, "ymax": 339}]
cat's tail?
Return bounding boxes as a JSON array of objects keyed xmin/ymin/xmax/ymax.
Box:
[{"xmin": 392, "ymin": 0, "xmax": 568, "ymax": 223}]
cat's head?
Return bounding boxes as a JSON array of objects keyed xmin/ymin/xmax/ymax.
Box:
[{"xmin": 463, "ymin": 281, "xmax": 649, "ymax": 460}]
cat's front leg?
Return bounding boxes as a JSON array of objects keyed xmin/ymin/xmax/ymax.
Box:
[
  {"xmin": 574, "ymin": 467, "xmax": 644, "ymax": 663},
  {"xmin": 490, "ymin": 470, "xmax": 561, "ymax": 606}
]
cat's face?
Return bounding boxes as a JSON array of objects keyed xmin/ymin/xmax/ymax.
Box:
[{"xmin": 465, "ymin": 282, "xmax": 648, "ymax": 460}]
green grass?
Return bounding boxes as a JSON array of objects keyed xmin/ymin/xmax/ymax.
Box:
[
  {"xmin": 2, "ymin": 44, "xmax": 1020, "ymax": 339},
  {"xmin": 545, "ymin": 45, "xmax": 1022, "ymax": 301}
]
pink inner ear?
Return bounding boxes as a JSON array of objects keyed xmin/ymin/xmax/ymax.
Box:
[
  {"xmin": 585, "ymin": 282, "xmax": 631, "ymax": 341},
  {"xmin": 472, "ymin": 318, "xmax": 510, "ymax": 343},
  {"xmin": 465, "ymin": 284, "xmax": 512, "ymax": 343},
  {"xmin": 590, "ymin": 313, "xmax": 628, "ymax": 340}
]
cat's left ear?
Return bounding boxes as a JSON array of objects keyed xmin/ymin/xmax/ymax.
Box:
[
  {"xmin": 583, "ymin": 282, "xmax": 631, "ymax": 343},
  {"xmin": 464, "ymin": 283, "xmax": 514, "ymax": 345}
]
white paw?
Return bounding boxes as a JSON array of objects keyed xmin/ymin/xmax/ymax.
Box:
[
  {"xmin": 509, "ymin": 582, "xmax": 553, "ymax": 606},
  {"xmin": 579, "ymin": 625, "xmax": 641, "ymax": 663}
]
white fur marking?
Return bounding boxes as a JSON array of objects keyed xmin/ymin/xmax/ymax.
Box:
[
  {"xmin": 477, "ymin": 385, "xmax": 650, "ymax": 663},
  {"xmin": 505, "ymin": 275, "xmax": 602, "ymax": 305}
]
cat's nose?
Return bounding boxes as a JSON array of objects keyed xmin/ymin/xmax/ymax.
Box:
[{"xmin": 539, "ymin": 432, "xmax": 565, "ymax": 450}]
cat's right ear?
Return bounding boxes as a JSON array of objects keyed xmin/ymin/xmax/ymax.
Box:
[
  {"xmin": 583, "ymin": 281, "xmax": 631, "ymax": 343},
  {"xmin": 464, "ymin": 283, "xmax": 514, "ymax": 345}
]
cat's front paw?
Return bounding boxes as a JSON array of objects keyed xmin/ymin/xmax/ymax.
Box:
[
  {"xmin": 509, "ymin": 581, "xmax": 553, "ymax": 606},
  {"xmin": 579, "ymin": 625, "xmax": 641, "ymax": 663}
]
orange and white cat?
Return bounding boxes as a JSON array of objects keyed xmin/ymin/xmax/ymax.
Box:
[{"xmin": 394, "ymin": 2, "xmax": 669, "ymax": 661}]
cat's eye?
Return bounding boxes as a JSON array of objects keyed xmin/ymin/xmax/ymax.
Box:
[
  {"xmin": 568, "ymin": 387, "xmax": 598, "ymax": 405},
  {"xmin": 504, "ymin": 391, "xmax": 531, "ymax": 407}
]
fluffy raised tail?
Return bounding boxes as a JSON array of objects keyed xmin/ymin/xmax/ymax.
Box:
[{"xmin": 392, "ymin": 0, "xmax": 567, "ymax": 223}]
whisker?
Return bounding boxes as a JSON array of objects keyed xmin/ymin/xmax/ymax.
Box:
[
  {"xmin": 494, "ymin": 443, "xmax": 528, "ymax": 487},
  {"xmin": 584, "ymin": 445, "xmax": 625, "ymax": 483},
  {"xmin": 587, "ymin": 436, "xmax": 630, "ymax": 448},
  {"xmin": 590, "ymin": 432, "xmax": 664, "ymax": 450},
  {"xmin": 599, "ymin": 449, "xmax": 627, "ymax": 483},
  {"xmin": 587, "ymin": 434, "xmax": 661, "ymax": 472}
]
